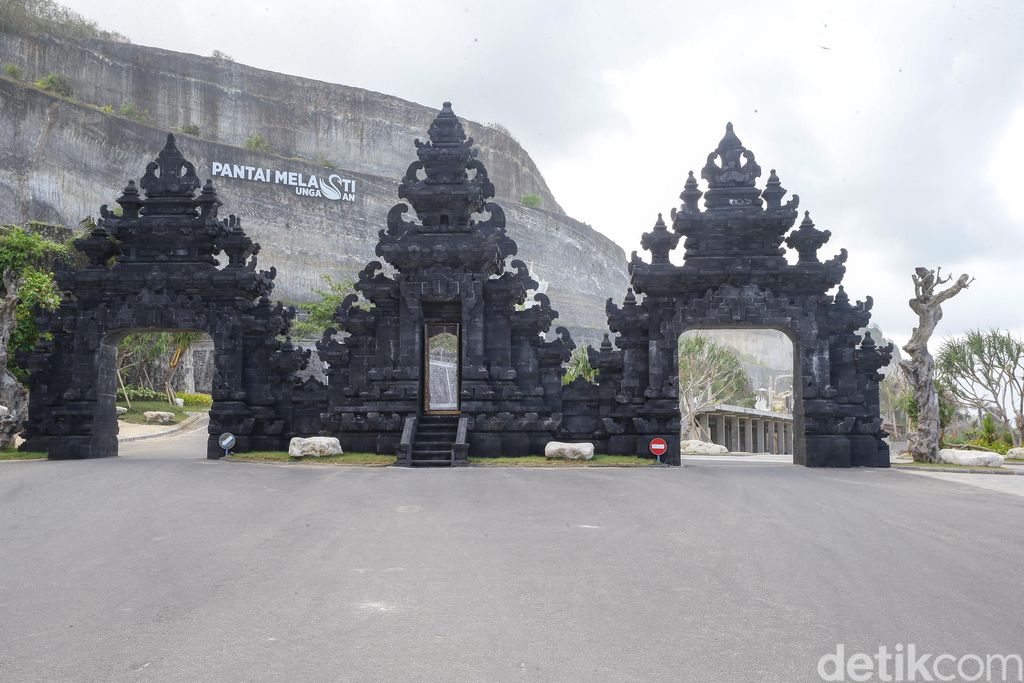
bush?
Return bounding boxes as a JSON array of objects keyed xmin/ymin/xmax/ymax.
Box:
[
  {"xmin": 312, "ymin": 152, "xmax": 337, "ymax": 169},
  {"xmin": 100, "ymin": 104, "xmax": 114, "ymax": 114},
  {"xmin": 117, "ymin": 385, "xmax": 164, "ymax": 402},
  {"xmin": 118, "ymin": 101, "xmax": 147, "ymax": 121},
  {"xmin": 521, "ymin": 193, "xmax": 542, "ymax": 208},
  {"xmin": 178, "ymin": 122, "xmax": 201, "ymax": 136},
  {"xmin": 177, "ymin": 392, "xmax": 212, "ymax": 408},
  {"xmin": 244, "ymin": 133, "xmax": 272, "ymax": 154},
  {"xmin": 3, "ymin": 63, "xmax": 22, "ymax": 80},
  {"xmin": 34, "ymin": 72, "xmax": 73, "ymax": 97},
  {"xmin": 211, "ymin": 50, "xmax": 234, "ymax": 62}
]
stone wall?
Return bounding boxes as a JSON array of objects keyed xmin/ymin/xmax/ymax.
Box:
[{"xmin": 0, "ymin": 78, "xmax": 628, "ymax": 342}]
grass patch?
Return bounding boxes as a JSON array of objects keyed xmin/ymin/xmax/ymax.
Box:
[
  {"xmin": 0, "ymin": 450, "xmax": 47, "ymax": 460},
  {"xmin": 469, "ymin": 455, "xmax": 654, "ymax": 467},
  {"xmin": 896, "ymin": 461, "xmax": 1008, "ymax": 471},
  {"xmin": 116, "ymin": 400, "xmax": 194, "ymax": 425},
  {"xmin": 227, "ymin": 451, "xmax": 395, "ymax": 466},
  {"xmin": 1006, "ymin": 458, "xmax": 1024, "ymax": 464}
]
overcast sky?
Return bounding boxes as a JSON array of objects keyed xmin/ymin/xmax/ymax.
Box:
[{"xmin": 63, "ymin": 0, "xmax": 1024, "ymax": 349}]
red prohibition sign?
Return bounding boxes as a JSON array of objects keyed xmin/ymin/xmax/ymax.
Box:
[{"xmin": 649, "ymin": 437, "xmax": 668, "ymax": 456}]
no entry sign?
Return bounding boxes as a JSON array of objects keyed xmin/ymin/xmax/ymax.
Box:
[{"xmin": 649, "ymin": 437, "xmax": 668, "ymax": 457}]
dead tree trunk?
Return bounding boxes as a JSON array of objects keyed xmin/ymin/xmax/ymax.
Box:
[
  {"xmin": 0, "ymin": 269, "xmax": 28, "ymax": 449},
  {"xmin": 900, "ymin": 267, "xmax": 972, "ymax": 463}
]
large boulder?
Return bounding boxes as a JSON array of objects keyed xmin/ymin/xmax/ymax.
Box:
[
  {"xmin": 1007, "ymin": 447, "xmax": 1024, "ymax": 460},
  {"xmin": 116, "ymin": 406, "xmax": 128, "ymax": 416},
  {"xmin": 544, "ymin": 441, "xmax": 594, "ymax": 460},
  {"xmin": 938, "ymin": 449, "xmax": 1004, "ymax": 468},
  {"xmin": 680, "ymin": 439, "xmax": 728, "ymax": 455},
  {"xmin": 143, "ymin": 411, "xmax": 175, "ymax": 424},
  {"xmin": 289, "ymin": 436, "xmax": 344, "ymax": 458}
]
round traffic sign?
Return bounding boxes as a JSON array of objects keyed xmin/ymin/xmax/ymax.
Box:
[
  {"xmin": 218, "ymin": 432, "xmax": 236, "ymax": 450},
  {"xmin": 649, "ymin": 437, "xmax": 668, "ymax": 456}
]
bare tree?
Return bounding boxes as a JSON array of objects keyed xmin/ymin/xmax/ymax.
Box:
[
  {"xmin": 0, "ymin": 269, "xmax": 27, "ymax": 449},
  {"xmin": 938, "ymin": 329, "xmax": 1024, "ymax": 447},
  {"xmin": 901, "ymin": 267, "xmax": 973, "ymax": 462},
  {"xmin": 678, "ymin": 334, "xmax": 750, "ymax": 440}
]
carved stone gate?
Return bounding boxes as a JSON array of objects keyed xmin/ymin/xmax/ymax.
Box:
[
  {"xmin": 575, "ymin": 124, "xmax": 893, "ymax": 467},
  {"xmin": 20, "ymin": 135, "xmax": 304, "ymax": 459}
]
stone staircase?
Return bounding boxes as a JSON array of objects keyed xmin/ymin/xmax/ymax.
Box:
[{"xmin": 410, "ymin": 415, "xmax": 459, "ymax": 467}]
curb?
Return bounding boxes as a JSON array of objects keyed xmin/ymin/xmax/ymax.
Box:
[
  {"xmin": 893, "ymin": 464, "xmax": 1022, "ymax": 476},
  {"xmin": 117, "ymin": 412, "xmax": 206, "ymax": 443}
]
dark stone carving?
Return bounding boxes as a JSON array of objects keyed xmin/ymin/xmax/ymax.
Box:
[
  {"xmin": 20, "ymin": 134, "xmax": 305, "ymax": 459},
  {"xmin": 584, "ymin": 123, "xmax": 893, "ymax": 467},
  {"xmin": 317, "ymin": 103, "xmax": 574, "ymax": 463}
]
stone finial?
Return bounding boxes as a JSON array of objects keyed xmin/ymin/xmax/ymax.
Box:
[
  {"xmin": 139, "ymin": 133, "xmax": 201, "ymax": 198},
  {"xmin": 640, "ymin": 213, "xmax": 679, "ymax": 265}
]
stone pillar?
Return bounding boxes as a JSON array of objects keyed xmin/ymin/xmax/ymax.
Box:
[
  {"xmin": 785, "ymin": 421, "xmax": 794, "ymax": 455},
  {"xmin": 714, "ymin": 414, "xmax": 726, "ymax": 447},
  {"xmin": 728, "ymin": 416, "xmax": 738, "ymax": 451},
  {"xmin": 742, "ymin": 417, "xmax": 752, "ymax": 453},
  {"xmin": 768, "ymin": 421, "xmax": 777, "ymax": 454},
  {"xmin": 754, "ymin": 419, "xmax": 764, "ymax": 453}
]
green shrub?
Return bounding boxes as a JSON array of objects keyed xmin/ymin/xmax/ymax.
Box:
[
  {"xmin": 244, "ymin": 133, "xmax": 272, "ymax": 154},
  {"xmin": 3, "ymin": 63, "xmax": 22, "ymax": 80},
  {"xmin": 178, "ymin": 392, "xmax": 212, "ymax": 408},
  {"xmin": 100, "ymin": 104, "xmax": 114, "ymax": 114},
  {"xmin": 521, "ymin": 193, "xmax": 542, "ymax": 208},
  {"xmin": 34, "ymin": 72, "xmax": 73, "ymax": 97},
  {"xmin": 178, "ymin": 122, "xmax": 201, "ymax": 136},
  {"xmin": 117, "ymin": 385, "xmax": 164, "ymax": 402},
  {"xmin": 118, "ymin": 101, "xmax": 147, "ymax": 121}
]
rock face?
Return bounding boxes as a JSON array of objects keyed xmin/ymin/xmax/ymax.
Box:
[
  {"xmin": 143, "ymin": 411, "xmax": 175, "ymax": 425},
  {"xmin": 1007, "ymin": 447, "xmax": 1024, "ymax": 459},
  {"xmin": 938, "ymin": 449, "xmax": 1004, "ymax": 468},
  {"xmin": 544, "ymin": 442, "xmax": 595, "ymax": 460},
  {"xmin": 289, "ymin": 437, "xmax": 343, "ymax": 458},
  {"xmin": 680, "ymin": 440, "xmax": 728, "ymax": 455},
  {"xmin": 0, "ymin": 33, "xmax": 629, "ymax": 343}
]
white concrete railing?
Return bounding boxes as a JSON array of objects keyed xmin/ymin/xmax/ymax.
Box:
[{"xmin": 694, "ymin": 403, "xmax": 794, "ymax": 455}]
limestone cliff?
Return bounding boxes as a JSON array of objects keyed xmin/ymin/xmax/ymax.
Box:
[{"xmin": 0, "ymin": 34, "xmax": 629, "ymax": 343}]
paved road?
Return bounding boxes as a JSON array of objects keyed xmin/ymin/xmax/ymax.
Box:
[{"xmin": 3, "ymin": 430, "xmax": 1023, "ymax": 682}]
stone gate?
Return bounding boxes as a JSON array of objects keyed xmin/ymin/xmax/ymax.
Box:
[
  {"xmin": 20, "ymin": 135, "xmax": 305, "ymax": 458},
  {"xmin": 572, "ymin": 124, "xmax": 893, "ymax": 467}
]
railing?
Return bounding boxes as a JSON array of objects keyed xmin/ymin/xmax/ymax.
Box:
[
  {"xmin": 452, "ymin": 416, "xmax": 469, "ymax": 466},
  {"xmin": 396, "ymin": 415, "xmax": 416, "ymax": 466}
]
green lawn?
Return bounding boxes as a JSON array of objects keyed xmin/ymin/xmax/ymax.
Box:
[
  {"xmin": 116, "ymin": 401, "xmax": 194, "ymax": 425},
  {"xmin": 226, "ymin": 451, "xmax": 396, "ymax": 466},
  {"xmin": 469, "ymin": 455, "xmax": 654, "ymax": 467},
  {"xmin": 0, "ymin": 450, "xmax": 47, "ymax": 460}
]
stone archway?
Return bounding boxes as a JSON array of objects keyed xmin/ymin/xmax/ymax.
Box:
[
  {"xmin": 20, "ymin": 135, "xmax": 306, "ymax": 459},
  {"xmin": 588, "ymin": 124, "xmax": 893, "ymax": 467}
]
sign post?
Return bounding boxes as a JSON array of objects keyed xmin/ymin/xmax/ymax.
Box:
[{"xmin": 645, "ymin": 435, "xmax": 680, "ymax": 466}]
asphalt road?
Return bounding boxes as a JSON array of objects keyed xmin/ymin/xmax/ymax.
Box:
[{"xmin": 2, "ymin": 428, "xmax": 1023, "ymax": 682}]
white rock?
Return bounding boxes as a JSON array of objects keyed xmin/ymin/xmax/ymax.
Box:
[
  {"xmin": 143, "ymin": 411, "xmax": 175, "ymax": 424},
  {"xmin": 938, "ymin": 449, "xmax": 1004, "ymax": 468},
  {"xmin": 0, "ymin": 405, "xmax": 8, "ymax": 417},
  {"xmin": 680, "ymin": 439, "xmax": 728, "ymax": 455},
  {"xmin": 174, "ymin": 398, "xmax": 184, "ymax": 407},
  {"xmin": 288, "ymin": 436, "xmax": 343, "ymax": 458},
  {"xmin": 116, "ymin": 406, "xmax": 128, "ymax": 416},
  {"xmin": 543, "ymin": 441, "xmax": 594, "ymax": 460},
  {"xmin": 1006, "ymin": 447, "xmax": 1024, "ymax": 459}
]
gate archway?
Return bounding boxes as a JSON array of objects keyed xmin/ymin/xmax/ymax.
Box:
[
  {"xmin": 592, "ymin": 124, "xmax": 892, "ymax": 467},
  {"xmin": 20, "ymin": 135, "xmax": 305, "ymax": 459}
]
